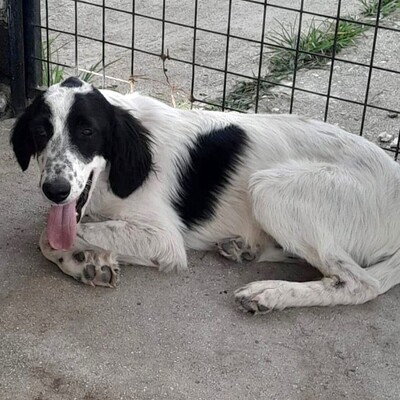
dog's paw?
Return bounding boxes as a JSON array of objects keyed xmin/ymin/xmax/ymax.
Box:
[
  {"xmin": 70, "ymin": 250, "xmax": 120, "ymax": 288},
  {"xmin": 217, "ymin": 237, "xmax": 258, "ymax": 263},
  {"xmin": 234, "ymin": 281, "xmax": 289, "ymax": 314}
]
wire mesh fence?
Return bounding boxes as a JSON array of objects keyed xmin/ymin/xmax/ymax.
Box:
[{"xmin": 24, "ymin": 0, "xmax": 400, "ymax": 158}]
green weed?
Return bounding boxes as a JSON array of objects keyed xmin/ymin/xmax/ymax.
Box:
[
  {"xmin": 268, "ymin": 19, "xmax": 366, "ymax": 73},
  {"xmin": 359, "ymin": 0, "xmax": 400, "ymax": 18},
  {"xmin": 41, "ymin": 36, "xmax": 119, "ymax": 86},
  {"xmin": 215, "ymin": 18, "xmax": 365, "ymax": 111},
  {"xmin": 41, "ymin": 35, "xmax": 68, "ymax": 86}
]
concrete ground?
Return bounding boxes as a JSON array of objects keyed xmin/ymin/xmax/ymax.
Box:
[{"xmin": 1, "ymin": 116, "xmax": 400, "ymax": 400}]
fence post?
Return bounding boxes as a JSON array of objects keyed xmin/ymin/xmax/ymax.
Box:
[
  {"xmin": 8, "ymin": 0, "xmax": 26, "ymax": 114},
  {"xmin": 23, "ymin": 0, "xmax": 42, "ymax": 94}
]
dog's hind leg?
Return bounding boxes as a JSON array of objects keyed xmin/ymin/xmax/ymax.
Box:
[
  {"xmin": 235, "ymin": 250, "xmax": 380, "ymax": 312},
  {"xmin": 217, "ymin": 236, "xmax": 299, "ymax": 263},
  {"xmin": 365, "ymin": 250, "xmax": 400, "ymax": 295},
  {"xmin": 217, "ymin": 237, "xmax": 299, "ymax": 263},
  {"xmin": 257, "ymin": 240, "xmax": 300, "ymax": 263},
  {"xmin": 217, "ymin": 237, "xmax": 259, "ymax": 262},
  {"xmin": 235, "ymin": 164, "xmax": 384, "ymax": 312}
]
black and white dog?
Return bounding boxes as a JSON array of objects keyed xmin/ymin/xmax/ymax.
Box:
[{"xmin": 10, "ymin": 76, "xmax": 400, "ymax": 312}]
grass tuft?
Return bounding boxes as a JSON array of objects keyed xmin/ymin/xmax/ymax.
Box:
[
  {"xmin": 41, "ymin": 35, "xmax": 119, "ymax": 86},
  {"xmin": 359, "ymin": 0, "xmax": 400, "ymax": 18},
  {"xmin": 41, "ymin": 35, "xmax": 68, "ymax": 86},
  {"xmin": 268, "ymin": 19, "xmax": 366, "ymax": 73},
  {"xmin": 209, "ymin": 75, "xmax": 283, "ymax": 111},
  {"xmin": 214, "ymin": 18, "xmax": 366, "ymax": 111},
  {"xmin": 77, "ymin": 59, "xmax": 121, "ymax": 84}
]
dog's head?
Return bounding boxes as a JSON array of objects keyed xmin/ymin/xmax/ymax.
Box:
[{"xmin": 10, "ymin": 77, "xmax": 152, "ymax": 248}]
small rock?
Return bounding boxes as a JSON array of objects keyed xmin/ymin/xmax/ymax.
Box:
[
  {"xmin": 335, "ymin": 350, "xmax": 346, "ymax": 360},
  {"xmin": 378, "ymin": 132, "xmax": 393, "ymax": 143},
  {"xmin": 390, "ymin": 137, "xmax": 399, "ymax": 148},
  {"xmin": 387, "ymin": 112, "xmax": 398, "ymax": 119}
]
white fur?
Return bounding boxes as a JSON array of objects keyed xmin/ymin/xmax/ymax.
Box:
[{"xmin": 37, "ymin": 84, "xmax": 400, "ymax": 312}]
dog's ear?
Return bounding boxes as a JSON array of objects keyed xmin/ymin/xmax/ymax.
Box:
[
  {"xmin": 10, "ymin": 94, "xmax": 49, "ymax": 171},
  {"xmin": 108, "ymin": 106, "xmax": 153, "ymax": 198},
  {"xmin": 10, "ymin": 106, "xmax": 36, "ymax": 171}
]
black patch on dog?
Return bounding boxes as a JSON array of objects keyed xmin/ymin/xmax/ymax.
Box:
[
  {"xmin": 66, "ymin": 88, "xmax": 153, "ymax": 198},
  {"xmin": 173, "ymin": 125, "xmax": 248, "ymax": 228},
  {"xmin": 60, "ymin": 76, "xmax": 83, "ymax": 88},
  {"xmin": 67, "ymin": 89, "xmax": 114, "ymax": 161},
  {"xmin": 107, "ymin": 106, "xmax": 153, "ymax": 198},
  {"xmin": 10, "ymin": 93, "xmax": 53, "ymax": 171}
]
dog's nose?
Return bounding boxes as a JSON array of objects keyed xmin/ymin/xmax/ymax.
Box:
[{"xmin": 42, "ymin": 178, "xmax": 71, "ymax": 203}]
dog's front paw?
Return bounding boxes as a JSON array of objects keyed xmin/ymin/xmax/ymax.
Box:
[{"xmin": 70, "ymin": 250, "xmax": 120, "ymax": 288}]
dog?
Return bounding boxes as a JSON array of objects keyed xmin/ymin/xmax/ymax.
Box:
[{"xmin": 10, "ymin": 76, "xmax": 400, "ymax": 313}]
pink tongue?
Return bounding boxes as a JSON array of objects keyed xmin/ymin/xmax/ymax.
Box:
[{"xmin": 47, "ymin": 201, "xmax": 77, "ymax": 250}]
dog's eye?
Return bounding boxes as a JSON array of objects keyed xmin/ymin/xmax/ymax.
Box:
[
  {"xmin": 34, "ymin": 126, "xmax": 47, "ymax": 137},
  {"xmin": 81, "ymin": 128, "xmax": 93, "ymax": 136}
]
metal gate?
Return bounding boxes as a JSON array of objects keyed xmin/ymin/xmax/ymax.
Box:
[{"xmin": 10, "ymin": 0, "xmax": 400, "ymax": 158}]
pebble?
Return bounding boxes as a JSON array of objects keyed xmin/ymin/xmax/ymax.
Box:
[
  {"xmin": 390, "ymin": 137, "xmax": 399, "ymax": 148},
  {"xmin": 378, "ymin": 132, "xmax": 393, "ymax": 143}
]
